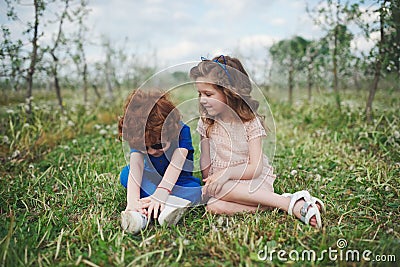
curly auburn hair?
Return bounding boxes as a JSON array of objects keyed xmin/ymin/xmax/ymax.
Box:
[
  {"xmin": 118, "ymin": 90, "xmax": 181, "ymax": 150},
  {"xmin": 190, "ymin": 55, "xmax": 264, "ymax": 136}
]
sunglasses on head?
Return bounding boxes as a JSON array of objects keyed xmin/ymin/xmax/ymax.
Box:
[
  {"xmin": 201, "ymin": 55, "xmax": 233, "ymax": 85},
  {"xmin": 146, "ymin": 142, "xmax": 167, "ymax": 150}
]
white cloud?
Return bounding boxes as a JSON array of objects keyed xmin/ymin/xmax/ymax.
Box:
[
  {"xmin": 270, "ymin": 18, "xmax": 286, "ymax": 26},
  {"xmin": 239, "ymin": 34, "xmax": 276, "ymax": 48}
]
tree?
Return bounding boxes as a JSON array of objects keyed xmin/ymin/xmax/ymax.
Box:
[
  {"xmin": 269, "ymin": 36, "xmax": 309, "ymax": 104},
  {"xmin": 365, "ymin": 0, "xmax": 388, "ymax": 121},
  {"xmin": 69, "ymin": 0, "xmax": 93, "ymax": 104},
  {"xmin": 307, "ymin": 0, "xmax": 361, "ymax": 110},
  {"xmin": 2, "ymin": 0, "xmax": 46, "ymax": 113},
  {"xmin": 0, "ymin": 26, "xmax": 25, "ymax": 92},
  {"xmin": 48, "ymin": 0, "xmax": 70, "ymax": 111},
  {"xmin": 304, "ymin": 40, "xmax": 330, "ymax": 101},
  {"xmin": 26, "ymin": 0, "xmax": 45, "ymax": 114}
]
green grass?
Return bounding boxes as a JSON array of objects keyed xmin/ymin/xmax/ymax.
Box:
[{"xmin": 0, "ymin": 87, "xmax": 399, "ymax": 266}]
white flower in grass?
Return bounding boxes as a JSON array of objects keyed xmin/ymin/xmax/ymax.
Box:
[
  {"xmin": 67, "ymin": 120, "xmax": 75, "ymax": 127},
  {"xmin": 385, "ymin": 186, "xmax": 390, "ymax": 192},
  {"xmin": 3, "ymin": 136, "xmax": 10, "ymax": 144},
  {"xmin": 94, "ymin": 124, "xmax": 102, "ymax": 130},
  {"xmin": 99, "ymin": 129, "xmax": 107, "ymax": 135},
  {"xmin": 12, "ymin": 150, "xmax": 20, "ymax": 158},
  {"xmin": 23, "ymin": 123, "xmax": 30, "ymax": 128},
  {"xmin": 290, "ymin": 170, "xmax": 298, "ymax": 176},
  {"xmin": 314, "ymin": 174, "xmax": 321, "ymax": 181},
  {"xmin": 6, "ymin": 109, "xmax": 14, "ymax": 114},
  {"xmin": 366, "ymin": 187, "xmax": 372, "ymax": 193},
  {"xmin": 72, "ymin": 139, "xmax": 78, "ymax": 144},
  {"xmin": 183, "ymin": 239, "xmax": 190, "ymax": 245},
  {"xmin": 29, "ymin": 164, "xmax": 34, "ymax": 169},
  {"xmin": 297, "ymin": 164, "xmax": 302, "ymax": 169},
  {"xmin": 394, "ymin": 131, "xmax": 400, "ymax": 139}
]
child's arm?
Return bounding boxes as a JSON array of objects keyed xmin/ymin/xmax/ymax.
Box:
[
  {"xmin": 141, "ymin": 147, "xmax": 189, "ymax": 218},
  {"xmin": 203, "ymin": 136, "xmax": 263, "ymax": 196},
  {"xmin": 126, "ymin": 152, "xmax": 146, "ymax": 213},
  {"xmin": 200, "ymin": 135, "xmax": 211, "ymax": 178},
  {"xmin": 224, "ymin": 136, "xmax": 263, "ymax": 180}
]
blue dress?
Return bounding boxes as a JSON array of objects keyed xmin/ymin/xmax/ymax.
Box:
[{"xmin": 120, "ymin": 122, "xmax": 202, "ymax": 203}]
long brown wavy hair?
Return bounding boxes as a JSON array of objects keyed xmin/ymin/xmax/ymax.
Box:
[
  {"xmin": 118, "ymin": 90, "xmax": 181, "ymax": 150},
  {"xmin": 190, "ymin": 55, "xmax": 264, "ymax": 137}
]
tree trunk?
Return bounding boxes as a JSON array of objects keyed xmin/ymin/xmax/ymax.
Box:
[
  {"xmin": 288, "ymin": 61, "xmax": 294, "ymax": 104},
  {"xmin": 92, "ymin": 83, "xmax": 101, "ymax": 99},
  {"xmin": 333, "ymin": 25, "xmax": 341, "ymax": 111},
  {"xmin": 83, "ymin": 61, "xmax": 88, "ymax": 103},
  {"xmin": 393, "ymin": 0, "xmax": 400, "ymax": 90},
  {"xmin": 365, "ymin": 1, "xmax": 385, "ymax": 121},
  {"xmin": 333, "ymin": 2, "xmax": 341, "ymax": 111},
  {"xmin": 53, "ymin": 65, "xmax": 63, "ymax": 112},
  {"xmin": 307, "ymin": 63, "xmax": 313, "ymax": 101},
  {"xmin": 26, "ymin": 0, "xmax": 40, "ymax": 114}
]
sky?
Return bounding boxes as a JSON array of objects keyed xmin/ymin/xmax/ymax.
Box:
[{"xmin": 1, "ymin": 0, "xmax": 377, "ymax": 82}]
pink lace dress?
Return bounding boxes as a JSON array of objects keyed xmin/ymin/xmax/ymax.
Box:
[{"xmin": 197, "ymin": 117, "xmax": 275, "ymax": 192}]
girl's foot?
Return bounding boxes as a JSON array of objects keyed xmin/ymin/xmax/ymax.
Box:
[
  {"xmin": 158, "ymin": 195, "xmax": 191, "ymax": 226},
  {"xmin": 285, "ymin": 190, "xmax": 324, "ymax": 228}
]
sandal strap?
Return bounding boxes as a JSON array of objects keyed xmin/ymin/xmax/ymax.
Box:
[
  {"xmin": 287, "ymin": 190, "xmax": 311, "ymax": 216},
  {"xmin": 311, "ymin": 196, "xmax": 326, "ymax": 214},
  {"xmin": 300, "ymin": 202, "xmax": 322, "ymax": 228}
]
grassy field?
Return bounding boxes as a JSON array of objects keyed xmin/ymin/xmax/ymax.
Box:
[{"xmin": 0, "ymin": 86, "xmax": 399, "ymax": 266}]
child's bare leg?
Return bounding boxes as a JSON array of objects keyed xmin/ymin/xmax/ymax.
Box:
[
  {"xmin": 206, "ymin": 197, "xmax": 272, "ymax": 214},
  {"xmin": 213, "ymin": 181, "xmax": 319, "ymax": 226}
]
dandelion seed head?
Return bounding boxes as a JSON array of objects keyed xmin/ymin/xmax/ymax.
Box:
[
  {"xmin": 3, "ymin": 136, "xmax": 10, "ymax": 144},
  {"xmin": 11, "ymin": 150, "xmax": 20, "ymax": 158}
]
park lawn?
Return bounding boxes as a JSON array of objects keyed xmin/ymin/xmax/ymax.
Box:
[{"xmin": 0, "ymin": 87, "xmax": 399, "ymax": 266}]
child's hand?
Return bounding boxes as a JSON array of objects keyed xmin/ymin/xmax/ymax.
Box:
[
  {"xmin": 140, "ymin": 189, "xmax": 169, "ymax": 219},
  {"xmin": 203, "ymin": 170, "xmax": 230, "ymax": 197},
  {"xmin": 126, "ymin": 198, "xmax": 147, "ymax": 215}
]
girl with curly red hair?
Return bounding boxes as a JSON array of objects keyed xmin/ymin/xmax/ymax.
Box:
[{"xmin": 118, "ymin": 90, "xmax": 201, "ymax": 233}]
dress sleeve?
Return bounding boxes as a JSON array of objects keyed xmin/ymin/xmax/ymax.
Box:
[
  {"xmin": 196, "ymin": 119, "xmax": 207, "ymax": 137},
  {"xmin": 179, "ymin": 123, "xmax": 194, "ymax": 152},
  {"xmin": 246, "ymin": 117, "xmax": 267, "ymax": 141}
]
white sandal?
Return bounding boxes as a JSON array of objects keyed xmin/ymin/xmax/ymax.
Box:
[
  {"xmin": 158, "ymin": 195, "xmax": 191, "ymax": 226},
  {"xmin": 283, "ymin": 191, "xmax": 325, "ymax": 214},
  {"xmin": 286, "ymin": 190, "xmax": 323, "ymax": 228}
]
